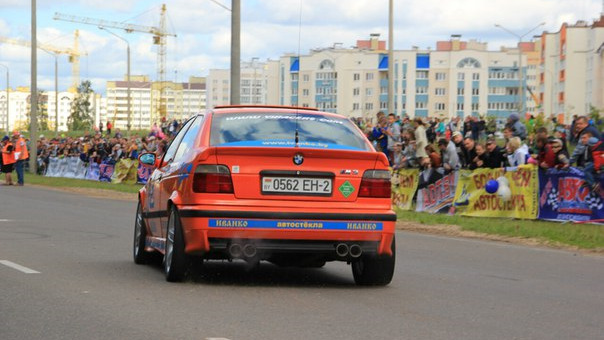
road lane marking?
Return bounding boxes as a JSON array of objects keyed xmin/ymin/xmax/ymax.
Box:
[
  {"xmin": 0, "ymin": 260, "xmax": 40, "ymax": 274},
  {"xmin": 0, "ymin": 219, "xmax": 15, "ymax": 222}
]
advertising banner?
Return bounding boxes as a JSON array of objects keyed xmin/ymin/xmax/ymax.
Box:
[
  {"xmin": 391, "ymin": 168, "xmax": 419, "ymax": 210},
  {"xmin": 99, "ymin": 161, "xmax": 115, "ymax": 182},
  {"xmin": 45, "ymin": 157, "xmax": 60, "ymax": 177},
  {"xmin": 137, "ymin": 162, "xmax": 153, "ymax": 184},
  {"xmin": 416, "ymin": 169, "xmax": 458, "ymax": 213},
  {"xmin": 538, "ymin": 167, "xmax": 604, "ymax": 222},
  {"xmin": 111, "ymin": 158, "xmax": 138, "ymax": 184},
  {"xmin": 454, "ymin": 165, "xmax": 539, "ymax": 219},
  {"xmin": 85, "ymin": 162, "xmax": 100, "ymax": 181}
]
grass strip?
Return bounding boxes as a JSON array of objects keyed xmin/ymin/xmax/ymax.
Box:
[
  {"xmin": 25, "ymin": 173, "xmax": 142, "ymax": 194},
  {"xmin": 397, "ymin": 210, "xmax": 603, "ymax": 250}
]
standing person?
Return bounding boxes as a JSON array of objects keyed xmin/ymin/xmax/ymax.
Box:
[
  {"xmin": 385, "ymin": 113, "xmax": 401, "ymax": 162},
  {"xmin": 106, "ymin": 121, "xmax": 112, "ymax": 137},
  {"xmin": 12, "ymin": 132, "xmax": 28, "ymax": 186},
  {"xmin": 1, "ymin": 136, "xmax": 15, "ymax": 185},
  {"xmin": 506, "ymin": 113, "xmax": 527, "ymax": 141},
  {"xmin": 413, "ymin": 118, "xmax": 429, "ymax": 167}
]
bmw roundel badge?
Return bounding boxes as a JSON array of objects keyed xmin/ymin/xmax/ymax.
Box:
[{"xmin": 293, "ymin": 153, "xmax": 304, "ymax": 166}]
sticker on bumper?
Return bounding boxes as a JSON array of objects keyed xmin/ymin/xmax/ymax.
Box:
[{"xmin": 209, "ymin": 219, "xmax": 383, "ymax": 231}]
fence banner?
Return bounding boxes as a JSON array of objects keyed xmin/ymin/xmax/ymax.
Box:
[
  {"xmin": 416, "ymin": 169, "xmax": 458, "ymax": 213},
  {"xmin": 137, "ymin": 162, "xmax": 153, "ymax": 184},
  {"xmin": 99, "ymin": 161, "xmax": 115, "ymax": 182},
  {"xmin": 391, "ymin": 168, "xmax": 419, "ymax": 210},
  {"xmin": 538, "ymin": 167, "xmax": 604, "ymax": 222},
  {"xmin": 454, "ymin": 165, "xmax": 539, "ymax": 219},
  {"xmin": 85, "ymin": 162, "xmax": 100, "ymax": 181},
  {"xmin": 111, "ymin": 158, "xmax": 139, "ymax": 184},
  {"xmin": 45, "ymin": 157, "xmax": 61, "ymax": 177}
]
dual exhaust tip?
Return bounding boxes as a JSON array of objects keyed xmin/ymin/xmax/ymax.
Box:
[
  {"xmin": 336, "ymin": 243, "xmax": 363, "ymax": 258},
  {"xmin": 228, "ymin": 242, "xmax": 257, "ymax": 259}
]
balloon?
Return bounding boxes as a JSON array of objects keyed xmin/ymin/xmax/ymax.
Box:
[
  {"xmin": 497, "ymin": 185, "xmax": 512, "ymax": 201},
  {"xmin": 485, "ymin": 179, "xmax": 499, "ymax": 194},
  {"xmin": 496, "ymin": 176, "xmax": 509, "ymax": 187}
]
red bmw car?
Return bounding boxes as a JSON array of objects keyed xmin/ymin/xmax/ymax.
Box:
[{"xmin": 134, "ymin": 106, "xmax": 396, "ymax": 285}]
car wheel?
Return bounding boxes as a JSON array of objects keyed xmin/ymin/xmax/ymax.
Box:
[
  {"xmin": 164, "ymin": 206, "xmax": 190, "ymax": 282},
  {"xmin": 351, "ymin": 236, "xmax": 396, "ymax": 286},
  {"xmin": 133, "ymin": 201, "xmax": 152, "ymax": 264}
]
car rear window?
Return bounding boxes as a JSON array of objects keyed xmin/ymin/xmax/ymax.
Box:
[{"xmin": 209, "ymin": 111, "xmax": 371, "ymax": 151}]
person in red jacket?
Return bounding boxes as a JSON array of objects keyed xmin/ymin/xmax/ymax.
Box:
[
  {"xmin": 1, "ymin": 136, "xmax": 15, "ymax": 185},
  {"xmin": 580, "ymin": 132, "xmax": 604, "ymax": 193}
]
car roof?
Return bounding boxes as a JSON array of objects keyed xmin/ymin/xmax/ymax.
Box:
[{"xmin": 208, "ymin": 105, "xmax": 348, "ymax": 119}]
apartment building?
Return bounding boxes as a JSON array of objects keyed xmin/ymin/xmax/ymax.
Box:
[{"xmin": 105, "ymin": 75, "xmax": 206, "ymax": 130}]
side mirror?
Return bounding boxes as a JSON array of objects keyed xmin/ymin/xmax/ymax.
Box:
[{"xmin": 139, "ymin": 153, "xmax": 156, "ymax": 167}]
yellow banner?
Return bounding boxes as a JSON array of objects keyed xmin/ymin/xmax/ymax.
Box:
[
  {"xmin": 453, "ymin": 165, "xmax": 539, "ymax": 219},
  {"xmin": 391, "ymin": 168, "xmax": 420, "ymax": 211},
  {"xmin": 111, "ymin": 159, "xmax": 139, "ymax": 185}
]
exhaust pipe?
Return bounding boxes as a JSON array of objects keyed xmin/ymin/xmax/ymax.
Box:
[
  {"xmin": 242, "ymin": 244, "xmax": 257, "ymax": 258},
  {"xmin": 335, "ymin": 243, "xmax": 349, "ymax": 257},
  {"xmin": 228, "ymin": 243, "xmax": 243, "ymax": 258},
  {"xmin": 349, "ymin": 244, "xmax": 363, "ymax": 258}
]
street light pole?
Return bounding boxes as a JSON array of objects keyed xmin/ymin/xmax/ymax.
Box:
[
  {"xmin": 40, "ymin": 49, "xmax": 59, "ymax": 136},
  {"xmin": 387, "ymin": 0, "xmax": 394, "ymax": 115},
  {"xmin": 0, "ymin": 64, "xmax": 9, "ymax": 136},
  {"xmin": 30, "ymin": 0, "xmax": 38, "ymax": 175},
  {"xmin": 495, "ymin": 22, "xmax": 545, "ymax": 116},
  {"xmin": 100, "ymin": 27, "xmax": 131, "ymax": 135},
  {"xmin": 231, "ymin": 0, "xmax": 240, "ymax": 105}
]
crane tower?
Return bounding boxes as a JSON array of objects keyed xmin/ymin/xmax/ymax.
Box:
[{"xmin": 54, "ymin": 4, "xmax": 176, "ymax": 121}]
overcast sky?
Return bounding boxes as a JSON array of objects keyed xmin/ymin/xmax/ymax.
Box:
[{"xmin": 0, "ymin": 0, "xmax": 601, "ymax": 94}]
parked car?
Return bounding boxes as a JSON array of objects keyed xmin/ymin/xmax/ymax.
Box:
[{"xmin": 134, "ymin": 106, "xmax": 397, "ymax": 285}]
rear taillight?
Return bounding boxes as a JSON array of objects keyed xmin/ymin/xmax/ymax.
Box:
[
  {"xmin": 192, "ymin": 165, "xmax": 234, "ymax": 193},
  {"xmin": 358, "ymin": 170, "xmax": 391, "ymax": 198}
]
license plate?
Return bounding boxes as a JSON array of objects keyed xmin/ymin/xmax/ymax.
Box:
[{"xmin": 262, "ymin": 177, "xmax": 332, "ymax": 195}]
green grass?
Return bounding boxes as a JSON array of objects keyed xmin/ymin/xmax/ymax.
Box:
[
  {"xmin": 397, "ymin": 209, "xmax": 604, "ymax": 250},
  {"xmin": 25, "ymin": 173, "xmax": 142, "ymax": 194}
]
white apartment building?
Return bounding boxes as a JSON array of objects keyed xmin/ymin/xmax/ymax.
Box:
[
  {"xmin": 105, "ymin": 75, "xmax": 206, "ymax": 130},
  {"xmin": 207, "ymin": 59, "xmax": 278, "ymax": 108}
]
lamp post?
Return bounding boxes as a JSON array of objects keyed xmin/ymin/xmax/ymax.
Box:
[
  {"xmin": 209, "ymin": 0, "xmax": 240, "ymax": 105},
  {"xmin": 40, "ymin": 49, "xmax": 59, "ymax": 136},
  {"xmin": 495, "ymin": 22, "xmax": 545, "ymax": 116},
  {"xmin": 387, "ymin": 0, "xmax": 394, "ymax": 116},
  {"xmin": 0, "ymin": 64, "xmax": 9, "ymax": 135},
  {"xmin": 100, "ymin": 26, "xmax": 131, "ymax": 135}
]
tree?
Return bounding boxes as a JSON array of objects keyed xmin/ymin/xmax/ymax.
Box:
[
  {"xmin": 589, "ymin": 105, "xmax": 603, "ymax": 131},
  {"xmin": 37, "ymin": 90, "xmax": 49, "ymax": 131},
  {"xmin": 68, "ymin": 80, "xmax": 94, "ymax": 131}
]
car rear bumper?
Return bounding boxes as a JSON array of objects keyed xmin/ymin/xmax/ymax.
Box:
[{"xmin": 177, "ymin": 206, "xmax": 396, "ymax": 257}]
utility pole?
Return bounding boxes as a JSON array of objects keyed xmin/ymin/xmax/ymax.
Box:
[
  {"xmin": 387, "ymin": 0, "xmax": 394, "ymax": 115},
  {"xmin": 30, "ymin": 0, "xmax": 38, "ymax": 174},
  {"xmin": 230, "ymin": 0, "xmax": 241, "ymax": 105},
  {"xmin": 0, "ymin": 64, "xmax": 9, "ymax": 135}
]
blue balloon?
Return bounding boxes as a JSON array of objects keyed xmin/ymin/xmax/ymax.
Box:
[{"xmin": 485, "ymin": 179, "xmax": 499, "ymax": 194}]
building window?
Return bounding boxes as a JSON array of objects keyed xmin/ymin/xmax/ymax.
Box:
[
  {"xmin": 435, "ymin": 88, "xmax": 446, "ymax": 96},
  {"xmin": 471, "ymin": 103, "xmax": 479, "ymax": 111},
  {"xmin": 353, "ymin": 88, "xmax": 360, "ymax": 96},
  {"xmin": 457, "ymin": 87, "xmax": 464, "ymax": 95},
  {"xmin": 416, "ymin": 70, "xmax": 429, "ymax": 79},
  {"xmin": 435, "ymin": 72, "xmax": 446, "ymax": 81},
  {"xmin": 353, "ymin": 103, "xmax": 360, "ymax": 110},
  {"xmin": 457, "ymin": 103, "xmax": 464, "ymax": 110},
  {"xmin": 416, "ymin": 87, "xmax": 428, "ymax": 94},
  {"xmin": 472, "ymin": 73, "xmax": 480, "ymax": 81},
  {"xmin": 472, "ymin": 88, "xmax": 479, "ymax": 96},
  {"xmin": 365, "ymin": 88, "xmax": 373, "ymax": 97},
  {"xmin": 302, "ymin": 89, "xmax": 309, "ymax": 96},
  {"xmin": 353, "ymin": 73, "xmax": 360, "ymax": 81},
  {"xmin": 435, "ymin": 103, "xmax": 446, "ymax": 110},
  {"xmin": 416, "ymin": 101, "xmax": 426, "ymax": 109},
  {"xmin": 365, "ymin": 102, "xmax": 373, "ymax": 110},
  {"xmin": 303, "ymin": 74, "xmax": 310, "ymax": 82},
  {"xmin": 457, "ymin": 73, "xmax": 465, "ymax": 80},
  {"xmin": 366, "ymin": 73, "xmax": 374, "ymax": 81}
]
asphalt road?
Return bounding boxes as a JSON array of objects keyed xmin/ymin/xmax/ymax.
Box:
[{"xmin": 1, "ymin": 185, "xmax": 603, "ymax": 340}]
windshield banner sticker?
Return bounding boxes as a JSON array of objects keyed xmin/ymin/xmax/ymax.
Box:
[
  {"xmin": 217, "ymin": 139, "xmax": 363, "ymax": 150},
  {"xmin": 209, "ymin": 219, "xmax": 383, "ymax": 231}
]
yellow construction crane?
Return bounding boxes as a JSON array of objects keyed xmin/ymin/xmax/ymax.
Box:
[
  {"xmin": 53, "ymin": 4, "xmax": 176, "ymax": 122},
  {"xmin": 0, "ymin": 30, "xmax": 83, "ymax": 89}
]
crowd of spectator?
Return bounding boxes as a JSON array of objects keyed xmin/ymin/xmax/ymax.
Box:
[
  {"xmin": 354, "ymin": 111, "xmax": 603, "ymax": 194},
  {"xmin": 35, "ymin": 119, "xmax": 185, "ymax": 175}
]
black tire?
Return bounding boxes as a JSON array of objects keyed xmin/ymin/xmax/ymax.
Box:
[
  {"xmin": 164, "ymin": 206, "xmax": 190, "ymax": 282},
  {"xmin": 133, "ymin": 201, "xmax": 152, "ymax": 264},
  {"xmin": 352, "ymin": 236, "xmax": 396, "ymax": 286}
]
